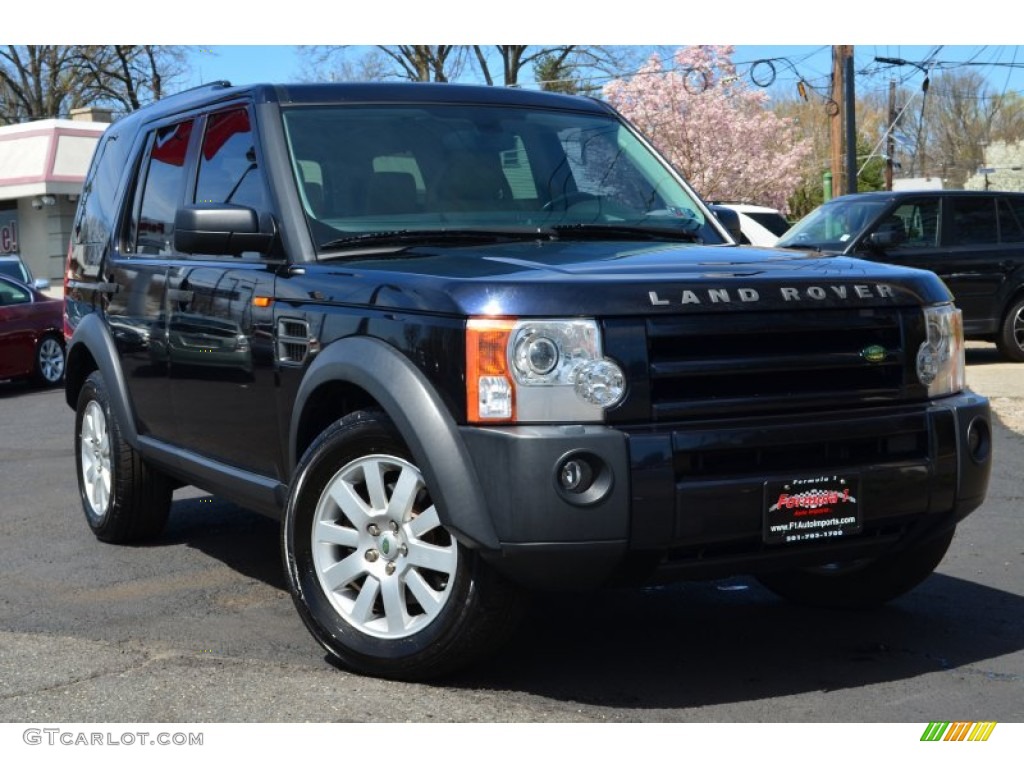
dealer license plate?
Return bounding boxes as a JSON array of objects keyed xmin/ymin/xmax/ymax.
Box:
[{"xmin": 763, "ymin": 474, "xmax": 862, "ymax": 545}]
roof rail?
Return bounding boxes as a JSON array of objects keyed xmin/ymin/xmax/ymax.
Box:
[
  {"xmin": 170, "ymin": 80, "xmax": 233, "ymax": 97},
  {"xmin": 148, "ymin": 80, "xmax": 234, "ymax": 107}
]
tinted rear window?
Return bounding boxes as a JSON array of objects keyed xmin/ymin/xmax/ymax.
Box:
[{"xmin": 949, "ymin": 196, "xmax": 998, "ymax": 246}]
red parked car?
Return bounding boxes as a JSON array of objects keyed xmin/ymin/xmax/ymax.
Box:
[{"xmin": 0, "ymin": 274, "xmax": 65, "ymax": 386}]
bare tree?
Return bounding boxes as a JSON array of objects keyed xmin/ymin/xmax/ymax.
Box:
[
  {"xmin": 300, "ymin": 45, "xmax": 649, "ymax": 89},
  {"xmin": 471, "ymin": 45, "xmax": 576, "ymax": 86},
  {"xmin": 0, "ymin": 46, "xmax": 84, "ymax": 122},
  {"xmin": 74, "ymin": 45, "xmax": 188, "ymax": 111},
  {"xmin": 889, "ymin": 71, "xmax": 1024, "ymax": 187},
  {"xmin": 378, "ymin": 45, "xmax": 463, "ymax": 82},
  {"xmin": 0, "ymin": 45, "xmax": 189, "ymax": 124},
  {"xmin": 298, "ymin": 46, "xmax": 391, "ymax": 82},
  {"xmin": 301, "ymin": 46, "xmax": 467, "ymax": 83},
  {"xmin": 772, "ymin": 89, "xmax": 886, "ymax": 216}
]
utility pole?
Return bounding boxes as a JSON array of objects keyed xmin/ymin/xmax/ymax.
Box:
[
  {"xmin": 830, "ymin": 45, "xmax": 856, "ymax": 197},
  {"xmin": 844, "ymin": 48, "xmax": 857, "ymax": 194},
  {"xmin": 886, "ymin": 79, "xmax": 896, "ymax": 191}
]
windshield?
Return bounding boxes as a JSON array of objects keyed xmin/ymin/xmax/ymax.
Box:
[
  {"xmin": 0, "ymin": 260, "xmax": 29, "ymax": 283},
  {"xmin": 281, "ymin": 103, "xmax": 725, "ymax": 252},
  {"xmin": 777, "ymin": 197, "xmax": 889, "ymax": 251}
]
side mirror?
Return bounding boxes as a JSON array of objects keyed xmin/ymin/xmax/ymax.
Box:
[
  {"xmin": 174, "ymin": 205, "xmax": 275, "ymax": 255},
  {"xmin": 709, "ymin": 205, "xmax": 744, "ymax": 243},
  {"xmin": 32, "ymin": 278, "xmax": 51, "ymax": 291},
  {"xmin": 866, "ymin": 229, "xmax": 898, "ymax": 251}
]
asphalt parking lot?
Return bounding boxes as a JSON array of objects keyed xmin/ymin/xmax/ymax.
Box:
[{"xmin": 0, "ymin": 343, "xmax": 1021, "ymax": 723}]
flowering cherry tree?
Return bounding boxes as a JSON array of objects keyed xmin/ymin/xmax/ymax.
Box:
[{"xmin": 604, "ymin": 46, "xmax": 811, "ymax": 214}]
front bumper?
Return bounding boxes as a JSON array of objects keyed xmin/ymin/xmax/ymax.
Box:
[{"xmin": 459, "ymin": 392, "xmax": 991, "ymax": 589}]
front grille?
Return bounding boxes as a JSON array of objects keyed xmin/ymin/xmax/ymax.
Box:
[
  {"xmin": 642, "ymin": 307, "xmax": 921, "ymax": 421},
  {"xmin": 670, "ymin": 411, "xmax": 930, "ymax": 481}
]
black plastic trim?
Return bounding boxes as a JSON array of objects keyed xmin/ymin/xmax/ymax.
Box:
[
  {"xmin": 138, "ymin": 436, "xmax": 286, "ymax": 517},
  {"xmin": 291, "ymin": 336, "xmax": 499, "ymax": 549},
  {"xmin": 66, "ymin": 313, "xmax": 139, "ymax": 447}
]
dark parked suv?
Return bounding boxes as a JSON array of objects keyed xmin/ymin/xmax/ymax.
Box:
[
  {"xmin": 64, "ymin": 82, "xmax": 991, "ymax": 679},
  {"xmin": 777, "ymin": 190, "xmax": 1024, "ymax": 361}
]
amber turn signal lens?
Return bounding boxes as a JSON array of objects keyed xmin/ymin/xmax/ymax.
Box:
[{"xmin": 466, "ymin": 318, "xmax": 516, "ymax": 423}]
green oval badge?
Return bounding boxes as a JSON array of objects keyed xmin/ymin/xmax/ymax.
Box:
[{"xmin": 861, "ymin": 344, "xmax": 887, "ymax": 363}]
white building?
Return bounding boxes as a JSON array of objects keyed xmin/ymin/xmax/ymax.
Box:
[{"xmin": 0, "ymin": 107, "xmax": 110, "ymax": 284}]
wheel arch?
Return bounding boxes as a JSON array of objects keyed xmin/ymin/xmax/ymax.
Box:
[
  {"xmin": 65, "ymin": 313, "xmax": 140, "ymax": 447},
  {"xmin": 290, "ymin": 336, "xmax": 499, "ymax": 550},
  {"xmin": 999, "ymin": 278, "xmax": 1024, "ymax": 317}
]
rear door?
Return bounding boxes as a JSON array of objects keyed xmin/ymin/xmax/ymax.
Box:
[
  {"xmin": 105, "ymin": 116, "xmax": 198, "ymax": 441},
  {"xmin": 937, "ymin": 194, "xmax": 1017, "ymax": 330}
]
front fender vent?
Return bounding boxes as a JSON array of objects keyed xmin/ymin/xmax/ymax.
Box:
[{"xmin": 277, "ymin": 318, "xmax": 316, "ymax": 364}]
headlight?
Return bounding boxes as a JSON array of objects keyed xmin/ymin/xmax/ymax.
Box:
[
  {"xmin": 917, "ymin": 304, "xmax": 965, "ymax": 397},
  {"xmin": 466, "ymin": 318, "xmax": 626, "ymax": 423}
]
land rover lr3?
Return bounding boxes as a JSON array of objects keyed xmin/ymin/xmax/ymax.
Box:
[{"xmin": 64, "ymin": 83, "xmax": 992, "ymax": 680}]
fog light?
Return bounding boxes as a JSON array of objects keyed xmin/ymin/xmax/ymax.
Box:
[
  {"xmin": 558, "ymin": 458, "xmax": 593, "ymax": 492},
  {"xmin": 966, "ymin": 417, "xmax": 990, "ymax": 462},
  {"xmin": 553, "ymin": 450, "xmax": 613, "ymax": 506}
]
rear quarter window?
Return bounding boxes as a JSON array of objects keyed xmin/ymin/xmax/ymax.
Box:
[
  {"xmin": 75, "ymin": 130, "xmax": 136, "ymax": 251},
  {"xmin": 949, "ymin": 196, "xmax": 998, "ymax": 246},
  {"xmin": 997, "ymin": 196, "xmax": 1024, "ymax": 243}
]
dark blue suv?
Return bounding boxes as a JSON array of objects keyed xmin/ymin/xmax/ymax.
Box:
[{"xmin": 65, "ymin": 82, "xmax": 991, "ymax": 679}]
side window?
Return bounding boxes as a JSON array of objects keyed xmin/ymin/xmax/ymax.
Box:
[
  {"xmin": 949, "ymin": 196, "xmax": 998, "ymax": 246},
  {"xmin": 195, "ymin": 108, "xmax": 268, "ymax": 212},
  {"xmin": 997, "ymin": 197, "xmax": 1024, "ymax": 243},
  {"xmin": 75, "ymin": 132, "xmax": 130, "ymax": 249},
  {"xmin": 887, "ymin": 200, "xmax": 939, "ymax": 249},
  {"xmin": 134, "ymin": 119, "xmax": 194, "ymax": 256},
  {"xmin": 0, "ymin": 279, "xmax": 30, "ymax": 306}
]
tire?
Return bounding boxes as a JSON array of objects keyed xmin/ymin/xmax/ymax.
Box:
[
  {"xmin": 283, "ymin": 409, "xmax": 526, "ymax": 680},
  {"xmin": 33, "ymin": 333, "xmax": 65, "ymax": 386},
  {"xmin": 75, "ymin": 371, "xmax": 172, "ymax": 543},
  {"xmin": 995, "ymin": 295, "xmax": 1024, "ymax": 362},
  {"xmin": 756, "ymin": 527, "xmax": 956, "ymax": 609}
]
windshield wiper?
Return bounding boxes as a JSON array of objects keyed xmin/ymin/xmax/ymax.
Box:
[
  {"xmin": 319, "ymin": 224, "xmax": 700, "ymax": 255},
  {"xmin": 320, "ymin": 228, "xmax": 555, "ymax": 251},
  {"xmin": 551, "ymin": 223, "xmax": 700, "ymax": 242}
]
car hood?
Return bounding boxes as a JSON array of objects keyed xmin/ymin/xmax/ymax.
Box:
[{"xmin": 280, "ymin": 240, "xmax": 952, "ymax": 316}]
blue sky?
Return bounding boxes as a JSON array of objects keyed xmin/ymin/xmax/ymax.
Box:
[
  {"xmin": 181, "ymin": 45, "xmax": 1024, "ymax": 103},
  {"xmin": 21, "ymin": 2, "xmax": 1024, "ymax": 99}
]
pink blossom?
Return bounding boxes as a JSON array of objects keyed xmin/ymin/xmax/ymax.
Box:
[{"xmin": 604, "ymin": 46, "xmax": 811, "ymax": 215}]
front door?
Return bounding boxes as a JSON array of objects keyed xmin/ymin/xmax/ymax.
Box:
[{"xmin": 164, "ymin": 106, "xmax": 284, "ymax": 479}]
